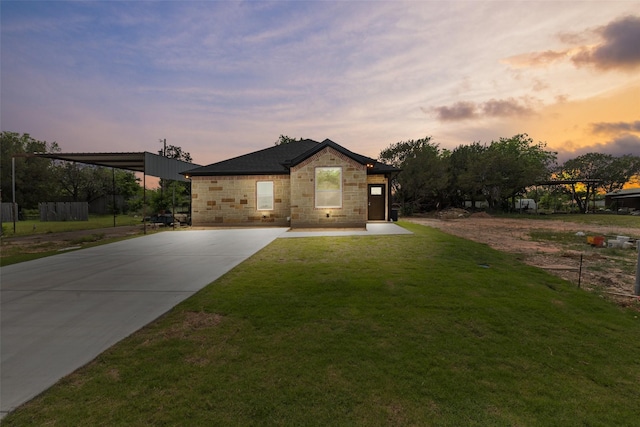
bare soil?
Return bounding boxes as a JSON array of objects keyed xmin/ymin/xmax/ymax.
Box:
[
  {"xmin": 404, "ymin": 212, "xmax": 640, "ymax": 309},
  {"xmin": 1, "ymin": 225, "xmax": 146, "ymax": 255}
]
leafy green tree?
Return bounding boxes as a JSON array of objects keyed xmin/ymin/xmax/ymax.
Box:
[
  {"xmin": 156, "ymin": 144, "xmax": 193, "ymax": 212},
  {"xmin": 163, "ymin": 144, "xmax": 193, "ymax": 163},
  {"xmin": 559, "ymin": 153, "xmax": 640, "ymax": 213},
  {"xmin": 380, "ymin": 134, "xmax": 556, "ymax": 213},
  {"xmin": 54, "ymin": 163, "xmax": 140, "ymax": 212},
  {"xmin": 148, "ymin": 181, "xmax": 189, "ymax": 214},
  {"xmin": 274, "ymin": 135, "xmax": 302, "ymax": 145},
  {"xmin": 0, "ymin": 131, "xmax": 60, "ymax": 209},
  {"xmin": 449, "ymin": 142, "xmax": 487, "ymax": 209},
  {"xmin": 480, "ymin": 134, "xmax": 556, "ymax": 210},
  {"xmin": 379, "ymin": 136, "xmax": 450, "ymax": 213},
  {"xmin": 599, "ymin": 154, "xmax": 640, "ymax": 192}
]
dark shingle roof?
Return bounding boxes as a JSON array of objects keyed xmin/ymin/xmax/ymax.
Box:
[{"xmin": 183, "ymin": 139, "xmax": 399, "ymax": 176}]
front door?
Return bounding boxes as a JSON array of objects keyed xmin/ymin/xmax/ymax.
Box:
[{"xmin": 368, "ymin": 184, "xmax": 386, "ymax": 220}]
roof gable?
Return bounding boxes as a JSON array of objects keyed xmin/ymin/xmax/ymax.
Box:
[{"xmin": 183, "ymin": 138, "xmax": 399, "ymax": 176}]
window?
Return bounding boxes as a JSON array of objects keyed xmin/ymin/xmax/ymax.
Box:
[
  {"xmin": 315, "ymin": 167, "xmax": 342, "ymax": 208},
  {"xmin": 257, "ymin": 181, "xmax": 274, "ymax": 210}
]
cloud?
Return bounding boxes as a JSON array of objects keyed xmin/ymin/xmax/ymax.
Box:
[
  {"xmin": 556, "ymin": 134, "xmax": 640, "ymax": 163},
  {"xmin": 430, "ymin": 101, "xmax": 478, "ymax": 121},
  {"xmin": 503, "ymin": 50, "xmax": 568, "ymax": 68},
  {"xmin": 431, "ymin": 97, "xmax": 536, "ymax": 122},
  {"xmin": 505, "ymin": 15, "xmax": 640, "ymax": 72},
  {"xmin": 591, "ymin": 120, "xmax": 640, "ymax": 135},
  {"xmin": 482, "ymin": 98, "xmax": 535, "ymax": 117},
  {"xmin": 571, "ymin": 15, "xmax": 640, "ymax": 70}
]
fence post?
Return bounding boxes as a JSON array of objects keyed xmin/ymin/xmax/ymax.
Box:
[{"xmin": 635, "ymin": 241, "xmax": 640, "ymax": 296}]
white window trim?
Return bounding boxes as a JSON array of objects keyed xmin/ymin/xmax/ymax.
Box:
[
  {"xmin": 315, "ymin": 167, "xmax": 342, "ymax": 208},
  {"xmin": 256, "ymin": 181, "xmax": 274, "ymax": 211}
]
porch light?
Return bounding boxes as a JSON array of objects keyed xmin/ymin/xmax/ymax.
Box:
[{"xmin": 366, "ymin": 163, "xmax": 374, "ymax": 169}]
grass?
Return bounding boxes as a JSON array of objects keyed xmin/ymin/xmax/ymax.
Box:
[
  {"xmin": 529, "ymin": 229, "xmax": 586, "ymax": 246},
  {"xmin": 0, "ymin": 214, "xmax": 149, "ymax": 267},
  {"xmin": 1, "ymin": 214, "xmax": 141, "ymax": 237},
  {"xmin": 3, "ymin": 222, "xmax": 640, "ymax": 425}
]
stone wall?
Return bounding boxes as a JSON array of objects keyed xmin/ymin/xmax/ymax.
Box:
[
  {"xmin": 290, "ymin": 147, "xmax": 368, "ymax": 228},
  {"xmin": 190, "ymin": 174, "xmax": 290, "ymax": 226}
]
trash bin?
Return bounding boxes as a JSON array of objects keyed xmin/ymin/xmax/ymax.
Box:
[{"xmin": 390, "ymin": 209, "xmax": 398, "ymax": 222}]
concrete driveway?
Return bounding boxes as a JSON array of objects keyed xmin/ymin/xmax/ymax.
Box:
[
  {"xmin": 0, "ymin": 228, "xmax": 288, "ymax": 416},
  {"xmin": 0, "ymin": 223, "xmax": 410, "ymax": 417}
]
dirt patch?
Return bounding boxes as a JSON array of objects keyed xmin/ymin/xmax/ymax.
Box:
[
  {"xmin": 405, "ymin": 214, "xmax": 640, "ymax": 307},
  {"xmin": 1, "ymin": 225, "xmax": 146, "ymax": 256}
]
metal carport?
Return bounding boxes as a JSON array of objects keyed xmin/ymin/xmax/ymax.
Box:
[{"xmin": 29, "ymin": 151, "xmax": 200, "ymax": 231}]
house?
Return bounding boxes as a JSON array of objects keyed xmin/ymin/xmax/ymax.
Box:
[
  {"xmin": 604, "ymin": 188, "xmax": 640, "ymax": 212},
  {"xmin": 181, "ymin": 139, "xmax": 400, "ymax": 228}
]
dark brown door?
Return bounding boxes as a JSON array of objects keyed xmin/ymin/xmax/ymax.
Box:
[{"xmin": 368, "ymin": 184, "xmax": 386, "ymax": 220}]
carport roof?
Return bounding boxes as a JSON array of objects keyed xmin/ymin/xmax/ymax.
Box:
[{"xmin": 33, "ymin": 151, "xmax": 199, "ymax": 181}]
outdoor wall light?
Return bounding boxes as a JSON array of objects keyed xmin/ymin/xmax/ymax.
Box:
[{"xmin": 326, "ymin": 212, "xmax": 330, "ymax": 218}]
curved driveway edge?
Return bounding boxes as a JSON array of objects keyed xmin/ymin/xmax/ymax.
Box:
[{"xmin": 0, "ymin": 228, "xmax": 288, "ymax": 416}]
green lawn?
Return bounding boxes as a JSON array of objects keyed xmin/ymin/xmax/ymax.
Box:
[
  {"xmin": 1, "ymin": 214, "xmax": 141, "ymax": 236},
  {"xmin": 3, "ymin": 222, "xmax": 640, "ymax": 426}
]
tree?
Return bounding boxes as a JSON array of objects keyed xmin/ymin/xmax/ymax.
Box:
[
  {"xmin": 379, "ymin": 134, "xmax": 556, "ymax": 214},
  {"xmin": 55, "ymin": 162, "xmax": 87, "ymax": 202},
  {"xmin": 274, "ymin": 135, "xmax": 302, "ymax": 145},
  {"xmin": 598, "ymin": 154, "xmax": 640, "ymax": 192},
  {"xmin": 0, "ymin": 131, "xmax": 60, "ymax": 209},
  {"xmin": 163, "ymin": 144, "xmax": 193, "ymax": 163},
  {"xmin": 379, "ymin": 137, "xmax": 450, "ymax": 213},
  {"xmin": 480, "ymin": 134, "xmax": 556, "ymax": 211},
  {"xmin": 449, "ymin": 142, "xmax": 487, "ymax": 209},
  {"xmin": 156, "ymin": 143, "xmax": 193, "ymax": 213},
  {"xmin": 559, "ymin": 152, "xmax": 640, "ymax": 213},
  {"xmin": 53, "ymin": 162, "xmax": 141, "ymax": 213}
]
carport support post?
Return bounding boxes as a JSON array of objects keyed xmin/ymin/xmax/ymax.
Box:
[
  {"xmin": 172, "ymin": 181, "xmax": 175, "ymax": 230},
  {"xmin": 635, "ymin": 241, "xmax": 640, "ymax": 296},
  {"xmin": 143, "ymin": 171, "xmax": 147, "ymax": 235},
  {"xmin": 12, "ymin": 157, "xmax": 16, "ymax": 234},
  {"xmin": 112, "ymin": 167, "xmax": 116, "ymax": 227}
]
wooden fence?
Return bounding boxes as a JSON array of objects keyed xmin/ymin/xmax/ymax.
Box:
[
  {"xmin": 39, "ymin": 202, "xmax": 89, "ymax": 221},
  {"xmin": 1, "ymin": 203, "xmax": 18, "ymax": 222}
]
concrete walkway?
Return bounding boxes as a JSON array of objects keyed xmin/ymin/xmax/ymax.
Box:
[
  {"xmin": 0, "ymin": 223, "xmax": 410, "ymax": 417},
  {"xmin": 282, "ymin": 222, "xmax": 413, "ymax": 238}
]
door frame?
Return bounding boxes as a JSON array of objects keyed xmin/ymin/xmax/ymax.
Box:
[{"xmin": 367, "ymin": 184, "xmax": 386, "ymax": 221}]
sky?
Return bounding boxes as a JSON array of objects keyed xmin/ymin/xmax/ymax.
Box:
[{"xmin": 2, "ymin": 1, "xmax": 639, "ymax": 168}]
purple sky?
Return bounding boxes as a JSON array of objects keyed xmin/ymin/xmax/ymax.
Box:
[{"xmin": 2, "ymin": 1, "xmax": 639, "ymax": 168}]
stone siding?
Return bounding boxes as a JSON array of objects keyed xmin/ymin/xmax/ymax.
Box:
[
  {"xmin": 190, "ymin": 175, "xmax": 290, "ymax": 226},
  {"xmin": 290, "ymin": 147, "xmax": 368, "ymax": 228}
]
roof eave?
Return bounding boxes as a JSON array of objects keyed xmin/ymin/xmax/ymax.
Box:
[{"xmin": 183, "ymin": 170, "xmax": 290, "ymax": 177}]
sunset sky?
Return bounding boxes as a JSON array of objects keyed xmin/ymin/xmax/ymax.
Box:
[{"xmin": 2, "ymin": 1, "xmax": 639, "ymax": 168}]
